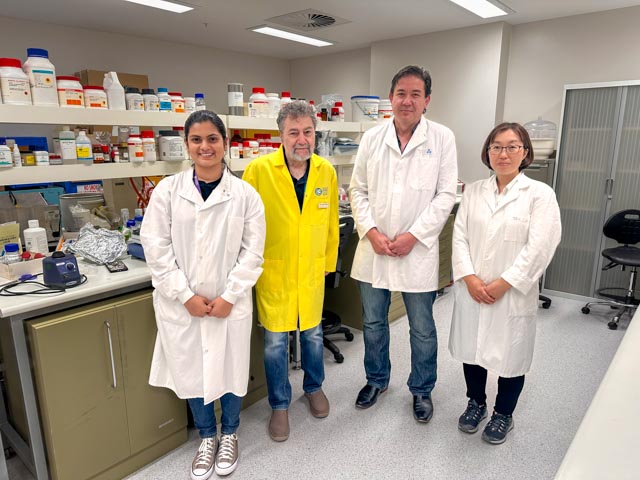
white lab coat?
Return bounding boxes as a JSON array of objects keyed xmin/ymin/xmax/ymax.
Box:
[
  {"xmin": 448, "ymin": 173, "xmax": 561, "ymax": 377},
  {"xmin": 349, "ymin": 116, "xmax": 458, "ymax": 292},
  {"xmin": 140, "ymin": 168, "xmax": 265, "ymax": 404}
]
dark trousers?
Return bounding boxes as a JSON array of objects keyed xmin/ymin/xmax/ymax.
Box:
[{"xmin": 463, "ymin": 363, "xmax": 525, "ymax": 416}]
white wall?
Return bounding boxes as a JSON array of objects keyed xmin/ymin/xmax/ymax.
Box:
[
  {"xmin": 370, "ymin": 22, "xmax": 508, "ymax": 183},
  {"xmin": 0, "ymin": 15, "xmax": 290, "ymax": 115},
  {"xmin": 503, "ymin": 6, "xmax": 640, "ymax": 128},
  {"xmin": 290, "ymin": 48, "xmax": 371, "ymax": 122}
]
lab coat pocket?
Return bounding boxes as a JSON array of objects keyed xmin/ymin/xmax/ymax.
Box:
[
  {"xmin": 504, "ymin": 216, "xmax": 529, "ymax": 243},
  {"xmin": 507, "ymin": 287, "xmax": 538, "ymax": 317},
  {"xmin": 312, "ymin": 257, "xmax": 326, "ymax": 288},
  {"xmin": 153, "ymin": 292, "xmax": 191, "ymax": 326}
]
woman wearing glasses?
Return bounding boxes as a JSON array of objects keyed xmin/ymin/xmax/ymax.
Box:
[{"xmin": 448, "ymin": 122, "xmax": 561, "ymax": 444}]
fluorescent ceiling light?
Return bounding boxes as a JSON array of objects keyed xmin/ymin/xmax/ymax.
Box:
[
  {"xmin": 250, "ymin": 26, "xmax": 333, "ymax": 47},
  {"xmin": 124, "ymin": 0, "xmax": 193, "ymax": 13},
  {"xmin": 448, "ymin": 0, "xmax": 508, "ymax": 19}
]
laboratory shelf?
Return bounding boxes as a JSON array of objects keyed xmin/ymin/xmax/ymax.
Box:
[
  {"xmin": 0, "ymin": 104, "xmax": 189, "ymax": 127},
  {"xmin": 225, "ymin": 115, "xmax": 366, "ymax": 133},
  {"xmin": 0, "ymin": 161, "xmax": 191, "ymax": 186},
  {"xmin": 226, "ymin": 116, "xmax": 278, "ymax": 131}
]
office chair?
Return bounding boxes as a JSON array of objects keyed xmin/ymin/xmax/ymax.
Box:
[
  {"xmin": 322, "ymin": 216, "xmax": 355, "ymax": 363},
  {"xmin": 581, "ymin": 209, "xmax": 640, "ymax": 329}
]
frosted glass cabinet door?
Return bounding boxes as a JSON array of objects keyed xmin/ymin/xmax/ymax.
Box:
[
  {"xmin": 597, "ymin": 85, "xmax": 640, "ymax": 297},
  {"xmin": 544, "ymin": 86, "xmax": 621, "ymax": 296}
]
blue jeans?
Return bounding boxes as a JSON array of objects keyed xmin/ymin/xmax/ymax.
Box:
[
  {"xmin": 357, "ymin": 281, "xmax": 438, "ymax": 396},
  {"xmin": 264, "ymin": 323, "xmax": 325, "ymax": 409},
  {"xmin": 187, "ymin": 393, "xmax": 243, "ymax": 438}
]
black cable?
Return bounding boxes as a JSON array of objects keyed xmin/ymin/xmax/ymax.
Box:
[{"xmin": 0, "ymin": 274, "xmax": 88, "ymax": 296}]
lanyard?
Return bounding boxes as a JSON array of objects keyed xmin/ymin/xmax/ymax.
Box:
[{"xmin": 193, "ymin": 169, "xmax": 202, "ymax": 194}]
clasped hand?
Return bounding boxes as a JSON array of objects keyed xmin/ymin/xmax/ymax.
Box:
[
  {"xmin": 463, "ymin": 275, "xmax": 511, "ymax": 304},
  {"xmin": 184, "ymin": 295, "xmax": 233, "ymax": 317},
  {"xmin": 367, "ymin": 228, "xmax": 417, "ymax": 257}
]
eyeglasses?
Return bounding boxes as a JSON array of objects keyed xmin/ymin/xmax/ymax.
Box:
[{"xmin": 487, "ymin": 145, "xmax": 527, "ymax": 155}]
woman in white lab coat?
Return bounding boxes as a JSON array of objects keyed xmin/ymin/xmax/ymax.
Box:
[
  {"xmin": 449, "ymin": 122, "xmax": 561, "ymax": 445},
  {"xmin": 140, "ymin": 111, "xmax": 265, "ymax": 479}
]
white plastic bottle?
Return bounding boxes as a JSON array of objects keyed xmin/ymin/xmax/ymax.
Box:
[
  {"xmin": 75, "ymin": 130, "xmax": 93, "ymax": 163},
  {"xmin": 195, "ymin": 93, "xmax": 206, "ymax": 111},
  {"xmin": 125, "ymin": 87, "xmax": 144, "ymax": 111},
  {"xmin": 142, "ymin": 88, "xmax": 159, "ymax": 111},
  {"xmin": 128, "ymin": 134, "xmax": 144, "ymax": 163},
  {"xmin": 0, "ymin": 58, "xmax": 32, "ymax": 105},
  {"xmin": 103, "ymin": 71, "xmax": 126, "ymax": 110},
  {"xmin": 23, "ymin": 48, "xmax": 58, "ymax": 106},
  {"xmin": 266, "ymin": 93, "xmax": 280, "ymax": 118},
  {"xmin": 56, "ymin": 76, "xmax": 84, "ymax": 108},
  {"xmin": 169, "ymin": 92, "xmax": 185, "ymax": 113},
  {"xmin": 59, "ymin": 127, "xmax": 77, "ymax": 163},
  {"xmin": 141, "ymin": 131, "xmax": 157, "ymax": 162},
  {"xmin": 157, "ymin": 87, "xmax": 172, "ymax": 112},
  {"xmin": 24, "ymin": 219, "xmax": 48, "ymax": 255},
  {"xmin": 12, "ymin": 143, "xmax": 22, "ymax": 168},
  {"xmin": 184, "ymin": 96, "xmax": 196, "ymax": 113},
  {"xmin": 249, "ymin": 87, "xmax": 268, "ymax": 118},
  {"xmin": 280, "ymin": 91, "xmax": 292, "ymax": 107}
]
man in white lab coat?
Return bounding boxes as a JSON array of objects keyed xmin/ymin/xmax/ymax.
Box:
[{"xmin": 349, "ymin": 65, "xmax": 458, "ymax": 421}]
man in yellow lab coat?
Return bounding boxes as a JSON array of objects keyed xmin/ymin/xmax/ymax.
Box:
[{"xmin": 243, "ymin": 101, "xmax": 339, "ymax": 442}]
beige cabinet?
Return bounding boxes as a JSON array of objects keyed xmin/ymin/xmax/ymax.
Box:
[{"xmin": 28, "ymin": 290, "xmax": 187, "ymax": 480}]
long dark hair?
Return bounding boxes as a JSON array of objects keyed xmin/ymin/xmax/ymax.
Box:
[{"xmin": 184, "ymin": 110, "xmax": 237, "ymax": 175}]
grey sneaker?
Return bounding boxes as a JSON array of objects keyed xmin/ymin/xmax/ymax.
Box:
[
  {"xmin": 191, "ymin": 437, "xmax": 217, "ymax": 480},
  {"xmin": 215, "ymin": 433, "xmax": 239, "ymax": 476},
  {"xmin": 482, "ymin": 412, "xmax": 514, "ymax": 444},
  {"xmin": 458, "ymin": 399, "xmax": 488, "ymax": 433}
]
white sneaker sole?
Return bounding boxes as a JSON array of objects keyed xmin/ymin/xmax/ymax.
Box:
[
  {"xmin": 191, "ymin": 466, "xmax": 214, "ymax": 480},
  {"xmin": 215, "ymin": 459, "xmax": 238, "ymax": 476}
]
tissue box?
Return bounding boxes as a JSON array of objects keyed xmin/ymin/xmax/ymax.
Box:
[{"xmin": 0, "ymin": 258, "xmax": 44, "ymax": 281}]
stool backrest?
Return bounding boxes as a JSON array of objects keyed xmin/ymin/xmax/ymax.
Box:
[{"xmin": 603, "ymin": 209, "xmax": 640, "ymax": 246}]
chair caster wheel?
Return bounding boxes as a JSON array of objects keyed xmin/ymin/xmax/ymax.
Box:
[
  {"xmin": 608, "ymin": 321, "xmax": 618, "ymax": 330},
  {"xmin": 581, "ymin": 307, "xmax": 590, "ymax": 314},
  {"xmin": 334, "ymin": 353, "xmax": 344, "ymax": 363},
  {"xmin": 345, "ymin": 332, "xmax": 354, "ymax": 341},
  {"xmin": 542, "ymin": 301, "xmax": 551, "ymax": 309}
]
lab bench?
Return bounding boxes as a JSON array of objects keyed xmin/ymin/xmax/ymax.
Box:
[{"xmin": 0, "ymin": 259, "xmax": 267, "ymax": 480}]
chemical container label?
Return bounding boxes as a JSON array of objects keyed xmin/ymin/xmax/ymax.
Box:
[
  {"xmin": 30, "ymin": 69, "xmax": 55, "ymax": 88},
  {"xmin": 1, "ymin": 78, "xmax": 32, "ymax": 103},
  {"xmin": 58, "ymin": 88, "xmax": 83, "ymax": 106}
]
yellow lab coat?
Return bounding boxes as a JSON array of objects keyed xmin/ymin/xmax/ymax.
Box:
[{"xmin": 243, "ymin": 147, "xmax": 339, "ymax": 332}]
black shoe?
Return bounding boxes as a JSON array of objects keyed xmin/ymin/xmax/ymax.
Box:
[
  {"xmin": 482, "ymin": 411, "xmax": 514, "ymax": 444},
  {"xmin": 412, "ymin": 395, "xmax": 433, "ymax": 423},
  {"xmin": 355, "ymin": 384, "xmax": 387, "ymax": 409},
  {"xmin": 458, "ymin": 399, "xmax": 488, "ymax": 434}
]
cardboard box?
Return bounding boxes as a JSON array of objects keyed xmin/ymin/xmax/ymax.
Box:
[
  {"xmin": 73, "ymin": 70, "xmax": 151, "ymax": 138},
  {"xmin": 0, "ymin": 257, "xmax": 44, "ymax": 281},
  {"xmin": 74, "ymin": 69, "xmax": 150, "ymax": 91}
]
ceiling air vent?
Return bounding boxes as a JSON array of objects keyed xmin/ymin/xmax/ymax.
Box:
[{"xmin": 265, "ymin": 9, "xmax": 350, "ymax": 32}]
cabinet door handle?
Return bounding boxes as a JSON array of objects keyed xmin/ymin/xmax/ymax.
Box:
[
  {"xmin": 608, "ymin": 178, "xmax": 615, "ymax": 199},
  {"xmin": 104, "ymin": 321, "xmax": 117, "ymax": 389},
  {"xmin": 604, "ymin": 178, "xmax": 613, "ymax": 199}
]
